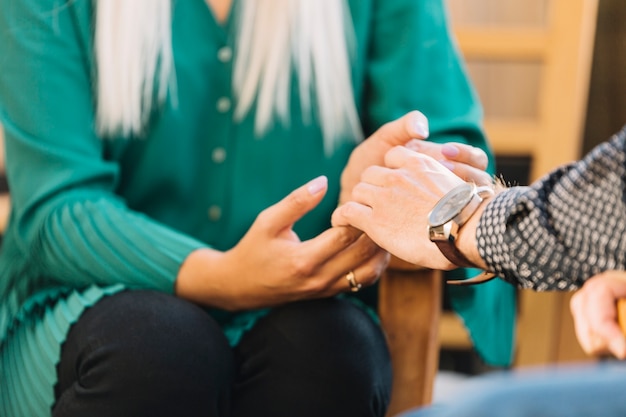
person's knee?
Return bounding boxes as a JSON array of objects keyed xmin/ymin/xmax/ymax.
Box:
[
  {"xmin": 58, "ymin": 291, "xmax": 235, "ymax": 404},
  {"xmin": 272, "ymin": 297, "xmax": 390, "ymax": 367},
  {"xmin": 83, "ymin": 291, "xmax": 231, "ymax": 371},
  {"xmin": 234, "ymin": 298, "xmax": 391, "ymax": 416}
]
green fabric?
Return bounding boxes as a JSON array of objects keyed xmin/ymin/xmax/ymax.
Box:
[{"xmin": 0, "ymin": 0, "xmax": 515, "ymax": 415}]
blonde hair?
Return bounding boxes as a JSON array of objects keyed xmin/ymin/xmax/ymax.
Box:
[{"xmin": 94, "ymin": 0, "xmax": 362, "ymax": 152}]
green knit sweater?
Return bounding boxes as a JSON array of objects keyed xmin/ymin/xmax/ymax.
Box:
[{"xmin": 0, "ymin": 0, "xmax": 515, "ymax": 415}]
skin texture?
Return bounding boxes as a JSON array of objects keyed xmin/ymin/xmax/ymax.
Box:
[{"xmin": 570, "ymin": 271, "xmax": 626, "ymax": 359}]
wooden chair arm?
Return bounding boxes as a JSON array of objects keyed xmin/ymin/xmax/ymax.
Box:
[{"xmin": 379, "ymin": 259, "xmax": 443, "ymax": 417}]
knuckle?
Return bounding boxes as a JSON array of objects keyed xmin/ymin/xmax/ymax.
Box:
[
  {"xmin": 302, "ymin": 278, "xmax": 326, "ymax": 295},
  {"xmin": 351, "ymin": 183, "xmax": 367, "ymax": 199},
  {"xmin": 289, "ymin": 256, "xmax": 316, "ymax": 278},
  {"xmin": 384, "ymin": 169, "xmax": 408, "ymax": 187},
  {"xmin": 334, "ymin": 223, "xmax": 360, "ymax": 246}
]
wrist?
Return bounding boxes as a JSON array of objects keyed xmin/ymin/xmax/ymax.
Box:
[
  {"xmin": 175, "ymin": 248, "xmax": 234, "ymax": 309},
  {"xmin": 427, "ymin": 183, "xmax": 493, "ymax": 269},
  {"xmin": 455, "ymin": 197, "xmax": 490, "ymax": 270}
]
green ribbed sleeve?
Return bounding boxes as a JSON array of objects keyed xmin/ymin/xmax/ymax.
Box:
[{"xmin": 0, "ymin": 0, "xmax": 205, "ymax": 294}]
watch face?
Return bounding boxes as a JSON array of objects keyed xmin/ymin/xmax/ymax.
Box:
[{"xmin": 428, "ymin": 183, "xmax": 474, "ymax": 226}]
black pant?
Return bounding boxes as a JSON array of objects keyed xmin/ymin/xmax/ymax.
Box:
[{"xmin": 53, "ymin": 291, "xmax": 392, "ymax": 417}]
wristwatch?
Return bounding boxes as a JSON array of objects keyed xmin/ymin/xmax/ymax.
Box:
[{"xmin": 428, "ymin": 182, "xmax": 494, "ymax": 267}]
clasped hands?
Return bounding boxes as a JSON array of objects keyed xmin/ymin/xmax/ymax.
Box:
[
  {"xmin": 176, "ymin": 111, "xmax": 489, "ymax": 311},
  {"xmin": 333, "ymin": 111, "xmax": 492, "ymax": 270},
  {"xmin": 335, "ymin": 111, "xmax": 626, "ymax": 361},
  {"xmin": 178, "ymin": 110, "xmax": 626, "ymax": 360}
]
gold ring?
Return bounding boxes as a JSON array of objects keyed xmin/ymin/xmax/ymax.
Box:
[{"xmin": 345, "ymin": 270, "xmax": 362, "ymax": 292}]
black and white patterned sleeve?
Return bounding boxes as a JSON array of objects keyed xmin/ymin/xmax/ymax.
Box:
[{"xmin": 477, "ymin": 127, "xmax": 626, "ymax": 291}]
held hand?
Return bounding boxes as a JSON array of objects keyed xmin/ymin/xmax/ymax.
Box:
[
  {"xmin": 339, "ymin": 111, "xmax": 429, "ymax": 204},
  {"xmin": 177, "ymin": 176, "xmax": 389, "ymax": 311},
  {"xmin": 333, "ymin": 146, "xmax": 464, "ymax": 268},
  {"xmin": 405, "ymin": 140, "xmax": 493, "ymax": 186},
  {"xmin": 570, "ymin": 271, "xmax": 626, "ymax": 359}
]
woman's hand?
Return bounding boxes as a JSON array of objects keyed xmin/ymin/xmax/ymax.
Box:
[
  {"xmin": 404, "ymin": 139, "xmax": 493, "ymax": 186},
  {"xmin": 333, "ymin": 145, "xmax": 466, "ymax": 268},
  {"xmin": 570, "ymin": 271, "xmax": 626, "ymax": 359},
  {"xmin": 176, "ymin": 176, "xmax": 389, "ymax": 311},
  {"xmin": 339, "ymin": 111, "xmax": 493, "ymax": 204},
  {"xmin": 339, "ymin": 111, "xmax": 429, "ymax": 204}
]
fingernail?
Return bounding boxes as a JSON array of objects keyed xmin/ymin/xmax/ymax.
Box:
[
  {"xmin": 440, "ymin": 160, "xmax": 455, "ymax": 171},
  {"xmin": 414, "ymin": 114, "xmax": 429, "ymax": 138},
  {"xmin": 442, "ymin": 144, "xmax": 459, "ymax": 158},
  {"xmin": 307, "ymin": 176, "xmax": 327, "ymax": 195}
]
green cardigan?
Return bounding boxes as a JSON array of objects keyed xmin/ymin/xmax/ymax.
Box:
[{"xmin": 0, "ymin": 0, "xmax": 515, "ymax": 415}]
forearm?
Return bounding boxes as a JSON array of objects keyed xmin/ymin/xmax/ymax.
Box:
[{"xmin": 25, "ymin": 192, "xmax": 204, "ymax": 291}]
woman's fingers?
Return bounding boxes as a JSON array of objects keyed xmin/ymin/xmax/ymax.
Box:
[
  {"xmin": 301, "ymin": 225, "xmax": 364, "ymax": 263},
  {"xmin": 406, "ymin": 140, "xmax": 489, "ymax": 170},
  {"xmin": 370, "ymin": 111, "xmax": 429, "ymax": 147},
  {"xmin": 403, "ymin": 140, "xmax": 492, "ymax": 184},
  {"xmin": 440, "ymin": 143, "xmax": 489, "ymax": 170},
  {"xmin": 441, "ymin": 162, "xmax": 494, "ymax": 185},
  {"xmin": 256, "ymin": 176, "xmax": 328, "ymax": 236},
  {"xmin": 383, "ymin": 146, "xmax": 463, "ymax": 192},
  {"xmin": 334, "ymin": 247, "xmax": 389, "ymax": 294},
  {"xmin": 306, "ymin": 235, "xmax": 390, "ymax": 297},
  {"xmin": 331, "ymin": 199, "xmax": 374, "ymax": 232}
]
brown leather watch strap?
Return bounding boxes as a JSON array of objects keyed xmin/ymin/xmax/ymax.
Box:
[
  {"xmin": 434, "ymin": 240, "xmax": 476, "ymax": 268},
  {"xmin": 446, "ymin": 271, "xmax": 497, "ymax": 286}
]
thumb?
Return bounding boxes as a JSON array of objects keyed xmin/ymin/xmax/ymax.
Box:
[
  {"xmin": 260, "ymin": 176, "xmax": 328, "ymax": 235},
  {"xmin": 373, "ymin": 111, "xmax": 429, "ymax": 147}
]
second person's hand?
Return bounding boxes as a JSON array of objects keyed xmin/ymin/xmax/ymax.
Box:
[
  {"xmin": 570, "ymin": 271, "xmax": 626, "ymax": 360},
  {"xmin": 339, "ymin": 111, "xmax": 430, "ymax": 204},
  {"xmin": 333, "ymin": 146, "xmax": 467, "ymax": 269}
]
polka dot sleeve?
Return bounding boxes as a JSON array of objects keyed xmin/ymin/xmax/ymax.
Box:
[{"xmin": 477, "ymin": 127, "xmax": 626, "ymax": 290}]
